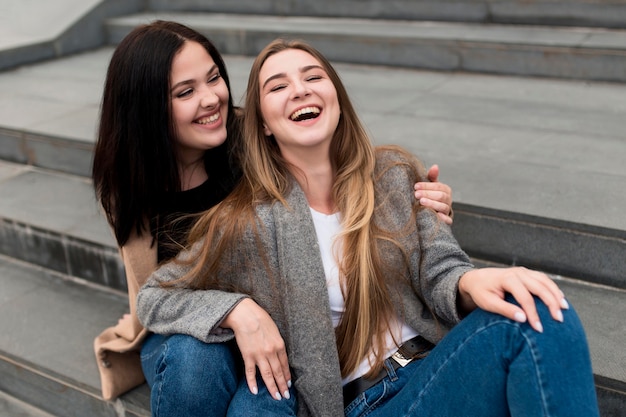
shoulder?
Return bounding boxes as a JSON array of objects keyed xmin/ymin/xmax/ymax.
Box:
[{"xmin": 374, "ymin": 145, "xmax": 427, "ymax": 188}]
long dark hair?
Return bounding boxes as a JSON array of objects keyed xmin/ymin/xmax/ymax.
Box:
[{"xmin": 93, "ymin": 20, "xmax": 241, "ymax": 247}]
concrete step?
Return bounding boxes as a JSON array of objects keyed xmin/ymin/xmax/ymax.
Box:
[
  {"xmin": 0, "ymin": 48, "xmax": 624, "ymax": 290},
  {"xmin": 0, "ymin": 162, "xmax": 125, "ymax": 292},
  {"xmin": 0, "ymin": 0, "xmax": 143, "ymax": 71},
  {"xmin": 105, "ymin": 12, "xmax": 626, "ymax": 82},
  {"xmin": 0, "ymin": 256, "xmax": 150, "ymax": 417},
  {"xmin": 146, "ymin": 0, "xmax": 626, "ymax": 29},
  {"xmin": 0, "ymin": 255, "xmax": 623, "ymax": 416},
  {"xmin": 0, "ymin": 390, "xmax": 57, "ymax": 417}
]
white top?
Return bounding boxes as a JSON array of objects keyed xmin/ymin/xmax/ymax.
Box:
[{"xmin": 309, "ymin": 207, "xmax": 418, "ymax": 385}]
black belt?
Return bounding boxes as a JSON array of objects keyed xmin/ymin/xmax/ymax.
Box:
[{"xmin": 342, "ymin": 335, "xmax": 435, "ymax": 408}]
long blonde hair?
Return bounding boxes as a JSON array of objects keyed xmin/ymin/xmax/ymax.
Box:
[{"xmin": 172, "ymin": 39, "xmax": 423, "ymax": 378}]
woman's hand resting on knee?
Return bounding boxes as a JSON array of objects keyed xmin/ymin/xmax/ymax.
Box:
[
  {"xmin": 222, "ymin": 298, "xmax": 291, "ymax": 400},
  {"xmin": 457, "ymin": 267, "xmax": 570, "ymax": 333}
]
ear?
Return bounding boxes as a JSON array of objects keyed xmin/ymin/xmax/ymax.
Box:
[{"xmin": 263, "ymin": 123, "xmax": 272, "ymax": 136}]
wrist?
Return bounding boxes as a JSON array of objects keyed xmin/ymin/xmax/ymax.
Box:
[
  {"xmin": 457, "ymin": 271, "xmax": 477, "ymax": 314},
  {"xmin": 221, "ymin": 298, "xmax": 253, "ymax": 330}
]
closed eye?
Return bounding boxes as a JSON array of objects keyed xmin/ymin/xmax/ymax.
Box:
[
  {"xmin": 208, "ymin": 72, "xmax": 222, "ymax": 84},
  {"xmin": 176, "ymin": 88, "xmax": 193, "ymax": 98},
  {"xmin": 269, "ymin": 84, "xmax": 287, "ymax": 92}
]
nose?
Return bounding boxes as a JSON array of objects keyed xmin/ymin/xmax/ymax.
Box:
[
  {"xmin": 200, "ymin": 86, "xmax": 219, "ymax": 109},
  {"xmin": 291, "ymin": 80, "xmax": 311, "ymax": 99}
]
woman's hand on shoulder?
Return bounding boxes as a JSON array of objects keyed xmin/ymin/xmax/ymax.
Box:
[
  {"xmin": 457, "ymin": 267, "xmax": 570, "ymax": 333},
  {"xmin": 414, "ymin": 164, "xmax": 453, "ymax": 225},
  {"xmin": 222, "ymin": 298, "xmax": 291, "ymax": 401}
]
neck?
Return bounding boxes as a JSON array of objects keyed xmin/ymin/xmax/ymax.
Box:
[
  {"xmin": 179, "ymin": 157, "xmax": 208, "ymax": 191},
  {"xmin": 291, "ymin": 157, "xmax": 336, "ymax": 214}
]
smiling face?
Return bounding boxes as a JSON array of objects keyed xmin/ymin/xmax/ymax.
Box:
[
  {"xmin": 258, "ymin": 48, "xmax": 341, "ymax": 161},
  {"xmin": 170, "ymin": 41, "xmax": 229, "ymax": 164}
]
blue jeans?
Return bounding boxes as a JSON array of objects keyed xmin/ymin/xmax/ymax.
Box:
[
  {"xmin": 345, "ymin": 297, "xmax": 599, "ymax": 417},
  {"xmin": 140, "ymin": 333, "xmax": 297, "ymax": 417}
]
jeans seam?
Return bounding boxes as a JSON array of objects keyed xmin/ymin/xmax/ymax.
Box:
[
  {"xmin": 153, "ymin": 340, "xmax": 169, "ymax": 417},
  {"xmin": 361, "ymin": 379, "xmax": 390, "ymax": 417},
  {"xmin": 518, "ymin": 326, "xmax": 550, "ymax": 416}
]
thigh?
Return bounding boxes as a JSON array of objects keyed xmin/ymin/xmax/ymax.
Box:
[
  {"xmin": 141, "ymin": 333, "xmax": 242, "ymax": 417},
  {"xmin": 227, "ymin": 373, "xmax": 297, "ymax": 417},
  {"xmin": 384, "ymin": 311, "xmax": 514, "ymax": 417},
  {"xmin": 369, "ymin": 296, "xmax": 597, "ymax": 417}
]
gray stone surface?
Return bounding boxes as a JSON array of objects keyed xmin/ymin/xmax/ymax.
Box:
[
  {"xmin": 0, "ymin": 258, "xmax": 148, "ymax": 416},
  {"xmin": 0, "ymin": 168, "xmax": 108, "ymax": 244},
  {"xmin": 0, "ymin": 43, "xmax": 624, "ymax": 286},
  {"xmin": 557, "ymin": 278, "xmax": 626, "ymax": 388},
  {"xmin": 147, "ymin": 0, "xmax": 626, "ymax": 28},
  {"xmin": 0, "ymin": 49, "xmax": 624, "ymax": 232},
  {"xmin": 0, "ymin": 0, "xmax": 100, "ymax": 50},
  {"xmin": 104, "ymin": 12, "xmax": 626, "ymax": 81},
  {"xmin": 0, "ymin": 259, "xmax": 127, "ymax": 388},
  {"xmin": 0, "ymin": 390, "xmax": 55, "ymax": 417},
  {"xmin": 0, "ymin": 0, "xmax": 144, "ymax": 71}
]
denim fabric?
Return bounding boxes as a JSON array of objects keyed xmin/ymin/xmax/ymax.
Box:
[
  {"xmin": 345, "ymin": 297, "xmax": 599, "ymax": 417},
  {"xmin": 140, "ymin": 333, "xmax": 297, "ymax": 417}
]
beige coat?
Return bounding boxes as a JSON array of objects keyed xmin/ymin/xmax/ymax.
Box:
[{"xmin": 93, "ymin": 228, "xmax": 156, "ymax": 400}]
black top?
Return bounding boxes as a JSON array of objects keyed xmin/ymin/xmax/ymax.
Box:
[{"xmin": 155, "ymin": 177, "xmax": 229, "ymax": 263}]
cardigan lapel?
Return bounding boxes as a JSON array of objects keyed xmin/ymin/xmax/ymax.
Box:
[{"xmin": 271, "ymin": 183, "xmax": 345, "ymax": 414}]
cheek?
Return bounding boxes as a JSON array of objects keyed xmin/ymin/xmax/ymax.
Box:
[
  {"xmin": 171, "ymin": 101, "xmax": 188, "ymax": 123},
  {"xmin": 217, "ymin": 83, "xmax": 230, "ymax": 104},
  {"xmin": 259, "ymin": 99, "xmax": 275, "ymax": 135}
]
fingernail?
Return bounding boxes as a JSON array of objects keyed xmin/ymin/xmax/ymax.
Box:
[
  {"xmin": 560, "ymin": 298, "xmax": 570, "ymax": 310},
  {"xmin": 274, "ymin": 392, "xmax": 282, "ymax": 401},
  {"xmin": 415, "ymin": 192, "xmax": 422, "ymax": 199},
  {"xmin": 514, "ymin": 311, "xmax": 527, "ymax": 323},
  {"xmin": 534, "ymin": 321, "xmax": 544, "ymax": 333},
  {"xmin": 283, "ymin": 390, "xmax": 290, "ymax": 400},
  {"xmin": 251, "ymin": 386, "xmax": 258, "ymax": 395},
  {"xmin": 555, "ymin": 310, "xmax": 564, "ymax": 323},
  {"xmin": 287, "ymin": 380, "xmax": 292, "ymax": 388}
]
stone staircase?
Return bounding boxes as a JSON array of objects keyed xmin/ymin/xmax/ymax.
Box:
[{"xmin": 0, "ymin": 0, "xmax": 624, "ymax": 416}]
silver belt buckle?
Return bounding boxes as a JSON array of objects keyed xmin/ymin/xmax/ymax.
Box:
[{"xmin": 391, "ymin": 350, "xmax": 412, "ymax": 367}]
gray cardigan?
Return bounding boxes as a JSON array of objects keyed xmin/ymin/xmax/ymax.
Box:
[{"xmin": 136, "ymin": 148, "xmax": 474, "ymax": 416}]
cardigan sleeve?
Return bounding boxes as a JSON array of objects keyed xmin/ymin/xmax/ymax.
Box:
[
  {"xmin": 374, "ymin": 147, "xmax": 475, "ymax": 326},
  {"xmin": 136, "ymin": 241, "xmax": 249, "ymax": 343}
]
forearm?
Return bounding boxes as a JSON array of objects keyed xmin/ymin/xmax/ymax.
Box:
[
  {"xmin": 137, "ymin": 261, "xmax": 249, "ymax": 342},
  {"xmin": 416, "ymin": 208, "xmax": 474, "ymax": 323}
]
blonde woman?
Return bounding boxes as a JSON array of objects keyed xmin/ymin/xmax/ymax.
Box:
[{"xmin": 137, "ymin": 39, "xmax": 599, "ymax": 417}]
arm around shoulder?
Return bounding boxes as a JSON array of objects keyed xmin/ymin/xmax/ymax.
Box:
[{"xmin": 136, "ymin": 244, "xmax": 249, "ymax": 343}]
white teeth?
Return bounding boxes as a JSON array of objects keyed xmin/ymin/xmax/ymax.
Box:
[
  {"xmin": 290, "ymin": 106, "xmax": 320, "ymax": 121},
  {"xmin": 197, "ymin": 113, "xmax": 220, "ymax": 124}
]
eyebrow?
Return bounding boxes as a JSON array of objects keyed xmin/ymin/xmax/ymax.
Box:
[
  {"xmin": 262, "ymin": 64, "xmax": 325, "ymax": 89},
  {"xmin": 171, "ymin": 64, "xmax": 218, "ymax": 92}
]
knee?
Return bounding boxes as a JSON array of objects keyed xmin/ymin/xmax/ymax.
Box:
[{"xmin": 162, "ymin": 334, "xmax": 239, "ymax": 377}]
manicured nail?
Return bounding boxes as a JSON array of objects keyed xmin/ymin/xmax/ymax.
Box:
[
  {"xmin": 514, "ymin": 311, "xmax": 527, "ymax": 323},
  {"xmin": 287, "ymin": 380, "xmax": 292, "ymax": 388},
  {"xmin": 534, "ymin": 321, "xmax": 544, "ymax": 333},
  {"xmin": 555, "ymin": 310, "xmax": 564, "ymax": 323},
  {"xmin": 283, "ymin": 390, "xmax": 290, "ymax": 400},
  {"xmin": 274, "ymin": 392, "xmax": 282, "ymax": 401},
  {"xmin": 251, "ymin": 386, "xmax": 258, "ymax": 395},
  {"xmin": 560, "ymin": 298, "xmax": 570, "ymax": 310}
]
